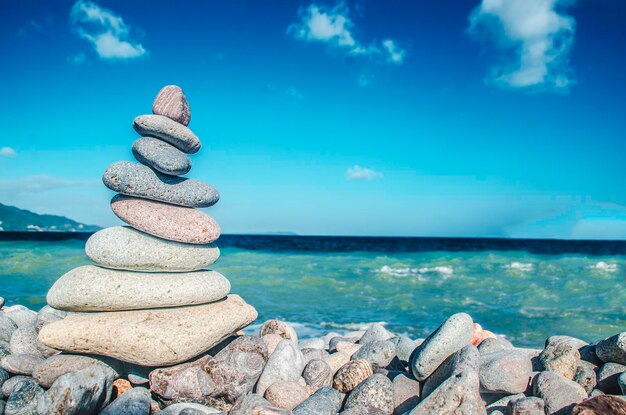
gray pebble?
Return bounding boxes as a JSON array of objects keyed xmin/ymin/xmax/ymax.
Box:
[
  {"xmin": 0, "ymin": 354, "xmax": 44, "ymax": 376},
  {"xmin": 579, "ymin": 343, "xmax": 602, "ymax": 366},
  {"xmin": 393, "ymin": 336, "xmax": 418, "ymax": 365},
  {"xmin": 344, "ymin": 374, "xmax": 393, "ymax": 414},
  {"xmin": 620, "ymin": 371, "xmax": 626, "ymax": 395},
  {"xmin": 32, "ymin": 354, "xmax": 121, "ymax": 388},
  {"xmin": 299, "ymin": 338, "xmax": 325, "ymax": 351},
  {"xmin": 302, "ymin": 359, "xmax": 332, "ymax": 389},
  {"xmin": 293, "ymin": 387, "xmax": 343, "ymax": 415},
  {"xmin": 35, "ymin": 306, "xmax": 67, "ymax": 332},
  {"xmin": 133, "ymin": 114, "xmax": 201, "ymax": 154},
  {"xmin": 573, "ymin": 360, "xmax": 597, "ymax": 394},
  {"xmin": 100, "ymin": 387, "xmax": 151, "ymax": 415},
  {"xmin": 0, "ymin": 368, "xmax": 8, "ymax": 388},
  {"xmin": 359, "ymin": 324, "xmax": 393, "ymax": 345},
  {"xmin": 158, "ymin": 402, "xmax": 224, "ymax": 414},
  {"xmin": 596, "ymin": 362, "xmax": 626, "ymax": 394},
  {"xmin": 352, "ymin": 340, "xmax": 396, "ymax": 369},
  {"xmin": 329, "ymin": 336, "xmax": 358, "ymax": 352},
  {"xmin": 422, "ymin": 345, "xmax": 479, "ymax": 398},
  {"xmin": 3, "ymin": 310, "xmax": 36, "ymax": 330},
  {"xmin": 301, "ymin": 348, "xmax": 327, "ymax": 366},
  {"xmin": 103, "ymin": 161, "xmax": 219, "ymax": 208},
  {"xmin": 340, "ymin": 406, "xmax": 386, "ymax": 415},
  {"xmin": 479, "ymin": 349, "xmax": 532, "ymax": 394},
  {"xmin": 506, "ymin": 396, "xmax": 545, "ymax": 415},
  {"xmin": 1, "ymin": 376, "xmax": 34, "ymax": 399},
  {"xmin": 478, "ymin": 337, "xmax": 514, "ymax": 355},
  {"xmin": 392, "ymin": 372, "xmax": 420, "ymax": 415},
  {"xmin": 256, "ymin": 340, "xmax": 304, "ymax": 397},
  {"xmin": 532, "ymin": 371, "xmax": 587, "ymax": 415},
  {"xmin": 9, "ymin": 328, "xmax": 39, "ymax": 356},
  {"xmin": 539, "ymin": 341, "xmax": 580, "ymax": 380},
  {"xmin": 486, "ymin": 393, "xmax": 525, "ymax": 414},
  {"xmin": 0, "ymin": 399, "xmax": 4, "ymax": 414},
  {"xmin": 409, "ymin": 313, "xmax": 474, "ymax": 381},
  {"xmin": 596, "ymin": 332, "xmax": 626, "ymax": 365},
  {"xmin": 409, "ymin": 370, "xmax": 483, "ymax": 414},
  {"xmin": 4, "ymin": 379, "xmax": 43, "ymax": 415},
  {"xmin": 230, "ymin": 393, "xmax": 272, "ymax": 415},
  {"xmin": 0, "ymin": 317, "xmax": 17, "ymax": 345},
  {"xmin": 132, "ymin": 137, "xmax": 192, "ymax": 176}
]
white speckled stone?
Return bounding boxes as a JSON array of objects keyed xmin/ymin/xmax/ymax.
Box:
[
  {"xmin": 47, "ymin": 265, "xmax": 231, "ymax": 311},
  {"xmin": 133, "ymin": 114, "xmax": 200, "ymax": 154},
  {"xmin": 39, "ymin": 295, "xmax": 258, "ymax": 366},
  {"xmin": 86, "ymin": 227, "xmax": 220, "ymax": 272}
]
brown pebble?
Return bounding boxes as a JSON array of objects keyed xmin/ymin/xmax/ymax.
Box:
[
  {"xmin": 112, "ymin": 378, "xmax": 132, "ymax": 399},
  {"xmin": 333, "ymin": 359, "xmax": 373, "ymax": 393},
  {"xmin": 572, "ymin": 395, "xmax": 626, "ymax": 415},
  {"xmin": 152, "ymin": 85, "xmax": 191, "ymax": 126}
]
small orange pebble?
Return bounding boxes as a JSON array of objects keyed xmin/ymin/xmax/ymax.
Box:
[
  {"xmin": 481, "ymin": 330, "xmax": 497, "ymax": 342},
  {"xmin": 112, "ymin": 378, "xmax": 132, "ymax": 399},
  {"xmin": 470, "ymin": 323, "xmax": 484, "ymax": 346}
]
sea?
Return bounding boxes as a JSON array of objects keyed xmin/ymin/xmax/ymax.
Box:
[{"xmin": 1, "ymin": 233, "xmax": 625, "ymax": 348}]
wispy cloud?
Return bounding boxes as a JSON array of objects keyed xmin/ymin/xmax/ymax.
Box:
[
  {"xmin": 469, "ymin": 0, "xmax": 575, "ymax": 91},
  {"xmin": 0, "ymin": 175, "xmax": 98, "ymax": 193},
  {"xmin": 346, "ymin": 165, "xmax": 383, "ymax": 181},
  {"xmin": 289, "ymin": 3, "xmax": 406, "ymax": 65},
  {"xmin": 70, "ymin": 0, "xmax": 147, "ymax": 60},
  {"xmin": 1, "ymin": 147, "xmax": 16, "ymax": 158}
]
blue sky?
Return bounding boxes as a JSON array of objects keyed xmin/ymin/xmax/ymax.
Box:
[{"xmin": 1, "ymin": 0, "xmax": 625, "ymax": 238}]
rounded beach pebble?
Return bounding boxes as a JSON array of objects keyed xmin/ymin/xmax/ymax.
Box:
[
  {"xmin": 343, "ymin": 373, "xmax": 394, "ymax": 414},
  {"xmin": 103, "ymin": 161, "xmax": 218, "ymax": 208},
  {"xmin": 86, "ymin": 226, "xmax": 220, "ymax": 272},
  {"xmin": 47, "ymin": 265, "xmax": 230, "ymax": 311},
  {"xmin": 152, "ymin": 85, "xmax": 191, "ymax": 126},
  {"xmin": 333, "ymin": 359, "xmax": 373, "ymax": 393},
  {"xmin": 596, "ymin": 332, "xmax": 626, "ymax": 365},
  {"xmin": 133, "ymin": 114, "xmax": 200, "ymax": 153},
  {"xmin": 111, "ymin": 195, "xmax": 220, "ymax": 244},
  {"xmin": 409, "ymin": 312, "xmax": 474, "ymax": 381},
  {"xmin": 132, "ymin": 136, "xmax": 191, "ymax": 176}
]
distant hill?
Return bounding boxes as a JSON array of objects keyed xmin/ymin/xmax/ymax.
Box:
[{"xmin": 0, "ymin": 203, "xmax": 100, "ymax": 232}]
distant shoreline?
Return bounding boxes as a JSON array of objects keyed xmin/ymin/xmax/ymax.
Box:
[{"xmin": 1, "ymin": 231, "xmax": 626, "ymax": 255}]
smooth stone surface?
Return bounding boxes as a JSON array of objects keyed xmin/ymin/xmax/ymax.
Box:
[
  {"xmin": 324, "ymin": 352, "xmax": 350, "ymax": 375},
  {"xmin": 264, "ymin": 381, "xmax": 309, "ymax": 410},
  {"xmin": 333, "ymin": 359, "xmax": 373, "ymax": 393},
  {"xmin": 133, "ymin": 136, "xmax": 191, "ymax": 176},
  {"xmin": 344, "ymin": 374, "xmax": 394, "ymax": 414},
  {"xmin": 36, "ymin": 365, "xmax": 114, "ymax": 415},
  {"xmin": 149, "ymin": 355, "xmax": 214, "ymax": 406},
  {"xmin": 35, "ymin": 306, "xmax": 66, "ymax": 332},
  {"xmin": 540, "ymin": 341, "xmax": 580, "ymax": 380},
  {"xmin": 478, "ymin": 337, "xmax": 514, "ymax": 355},
  {"xmin": 409, "ymin": 313, "xmax": 474, "ymax": 381},
  {"xmin": 507, "ymin": 396, "xmax": 545, "ymax": 415},
  {"xmin": 0, "ymin": 354, "xmax": 44, "ymax": 376},
  {"xmin": 256, "ymin": 340, "xmax": 305, "ymax": 397},
  {"xmin": 47, "ymin": 265, "xmax": 230, "ymax": 311},
  {"xmin": 596, "ymin": 332, "xmax": 626, "ymax": 365},
  {"xmin": 422, "ymin": 345, "xmax": 479, "ymax": 398},
  {"xmin": 230, "ymin": 394, "xmax": 272, "ymax": 415},
  {"xmin": 479, "ymin": 349, "xmax": 532, "ymax": 394},
  {"xmin": 409, "ymin": 371, "xmax": 484, "ymax": 415},
  {"xmin": 260, "ymin": 320, "xmax": 299, "ymax": 346},
  {"xmin": 152, "ymin": 85, "xmax": 191, "ymax": 126},
  {"xmin": 158, "ymin": 403, "xmax": 224, "ymax": 415},
  {"xmin": 1, "ymin": 376, "xmax": 33, "ymax": 399},
  {"xmin": 0, "ymin": 316, "xmax": 17, "ymax": 344},
  {"xmin": 0, "ymin": 367, "xmax": 8, "ymax": 388},
  {"xmin": 39, "ymin": 295, "xmax": 257, "ymax": 366},
  {"xmin": 4, "ymin": 379, "xmax": 43, "ymax": 415},
  {"xmin": 299, "ymin": 338, "xmax": 325, "ymax": 351},
  {"xmin": 103, "ymin": 161, "xmax": 218, "ymax": 207},
  {"xmin": 596, "ymin": 362, "xmax": 626, "ymax": 394},
  {"xmin": 352, "ymin": 340, "xmax": 396, "ymax": 369},
  {"xmin": 133, "ymin": 114, "xmax": 200, "ymax": 153},
  {"xmin": 394, "ymin": 336, "xmax": 418, "ymax": 364},
  {"xmin": 359, "ymin": 324, "xmax": 393, "ymax": 345},
  {"xmin": 532, "ymin": 371, "xmax": 587, "ymax": 415},
  {"xmin": 32, "ymin": 354, "xmax": 121, "ymax": 388},
  {"xmin": 4, "ymin": 310, "xmax": 36, "ymax": 329},
  {"xmin": 262, "ymin": 334, "xmax": 284, "ymax": 356},
  {"xmin": 100, "ymin": 386, "xmax": 151, "ymax": 415},
  {"xmin": 86, "ymin": 226, "xmax": 220, "ymax": 272},
  {"xmin": 574, "ymin": 360, "xmax": 598, "ymax": 394},
  {"xmin": 392, "ymin": 373, "xmax": 420, "ymax": 415},
  {"xmin": 9, "ymin": 328, "xmax": 39, "ymax": 357},
  {"xmin": 111, "ymin": 195, "xmax": 220, "ymax": 244},
  {"xmin": 293, "ymin": 387, "xmax": 343, "ymax": 415},
  {"xmin": 302, "ymin": 359, "xmax": 332, "ymax": 389}
]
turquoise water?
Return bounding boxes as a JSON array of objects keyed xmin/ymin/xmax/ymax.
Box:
[{"xmin": 1, "ymin": 238, "xmax": 625, "ymax": 347}]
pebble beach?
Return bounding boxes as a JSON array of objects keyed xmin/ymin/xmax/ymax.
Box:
[{"xmin": 1, "ymin": 85, "xmax": 625, "ymax": 415}]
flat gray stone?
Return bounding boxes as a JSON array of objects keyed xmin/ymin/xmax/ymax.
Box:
[
  {"xmin": 103, "ymin": 161, "xmax": 218, "ymax": 207},
  {"xmin": 100, "ymin": 386, "xmax": 151, "ymax": 415},
  {"xmin": 36, "ymin": 365, "xmax": 114, "ymax": 415},
  {"xmin": 352, "ymin": 340, "xmax": 396, "ymax": 370},
  {"xmin": 596, "ymin": 362, "xmax": 626, "ymax": 394},
  {"xmin": 39, "ymin": 295, "xmax": 257, "ymax": 366},
  {"xmin": 532, "ymin": 371, "xmax": 587, "ymax": 415},
  {"xmin": 4, "ymin": 379, "xmax": 43, "ymax": 415},
  {"xmin": 86, "ymin": 227, "xmax": 220, "ymax": 272},
  {"xmin": 0, "ymin": 354, "xmax": 44, "ymax": 376},
  {"xmin": 152, "ymin": 85, "xmax": 191, "ymax": 126},
  {"xmin": 344, "ymin": 374, "xmax": 394, "ymax": 414},
  {"xmin": 133, "ymin": 114, "xmax": 200, "ymax": 153},
  {"xmin": 596, "ymin": 332, "xmax": 626, "ymax": 365},
  {"xmin": 256, "ymin": 339, "xmax": 305, "ymax": 397},
  {"xmin": 480, "ymin": 349, "xmax": 532, "ymax": 394},
  {"xmin": 32, "ymin": 354, "xmax": 121, "ymax": 388},
  {"xmin": 409, "ymin": 313, "xmax": 474, "ymax": 381},
  {"xmin": 47, "ymin": 265, "xmax": 230, "ymax": 311},
  {"xmin": 392, "ymin": 373, "xmax": 420, "ymax": 415},
  {"xmin": 422, "ymin": 345, "xmax": 479, "ymax": 397},
  {"xmin": 293, "ymin": 387, "xmax": 343, "ymax": 415},
  {"xmin": 132, "ymin": 136, "xmax": 191, "ymax": 176}
]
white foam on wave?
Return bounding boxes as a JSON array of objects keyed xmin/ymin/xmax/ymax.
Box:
[
  {"xmin": 378, "ymin": 265, "xmax": 454, "ymax": 277},
  {"xmin": 504, "ymin": 262, "xmax": 534, "ymax": 272},
  {"xmin": 321, "ymin": 321, "xmax": 389, "ymax": 332},
  {"xmin": 588, "ymin": 261, "xmax": 619, "ymax": 272}
]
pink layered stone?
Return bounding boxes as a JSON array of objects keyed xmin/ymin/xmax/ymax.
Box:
[
  {"xmin": 152, "ymin": 85, "xmax": 191, "ymax": 126},
  {"xmin": 111, "ymin": 194, "xmax": 220, "ymax": 244}
]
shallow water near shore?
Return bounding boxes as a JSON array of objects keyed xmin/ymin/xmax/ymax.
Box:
[{"xmin": 1, "ymin": 235, "xmax": 625, "ymax": 348}]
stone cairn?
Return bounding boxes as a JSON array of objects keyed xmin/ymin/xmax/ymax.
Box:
[{"xmin": 39, "ymin": 85, "xmax": 258, "ymax": 367}]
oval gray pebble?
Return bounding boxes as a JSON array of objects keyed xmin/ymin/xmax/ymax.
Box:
[
  {"xmin": 132, "ymin": 136, "xmax": 191, "ymax": 176},
  {"xmin": 133, "ymin": 114, "xmax": 200, "ymax": 154}
]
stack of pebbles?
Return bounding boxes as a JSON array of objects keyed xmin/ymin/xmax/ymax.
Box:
[{"xmin": 39, "ymin": 85, "xmax": 257, "ymax": 368}]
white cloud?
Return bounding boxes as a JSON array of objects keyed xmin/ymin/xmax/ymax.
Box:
[
  {"xmin": 289, "ymin": 3, "xmax": 405, "ymax": 66},
  {"xmin": 382, "ymin": 39, "xmax": 406, "ymax": 64},
  {"xmin": 70, "ymin": 0, "xmax": 147, "ymax": 60},
  {"xmin": 469, "ymin": 0, "xmax": 575, "ymax": 90},
  {"xmin": 346, "ymin": 165, "xmax": 383, "ymax": 181},
  {"xmin": 0, "ymin": 175, "xmax": 98, "ymax": 193},
  {"xmin": 0, "ymin": 147, "xmax": 16, "ymax": 157}
]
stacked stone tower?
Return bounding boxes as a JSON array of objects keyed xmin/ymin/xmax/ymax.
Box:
[{"xmin": 39, "ymin": 85, "xmax": 257, "ymax": 367}]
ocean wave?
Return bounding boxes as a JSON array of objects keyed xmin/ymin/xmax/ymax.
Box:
[
  {"xmin": 504, "ymin": 262, "xmax": 534, "ymax": 272},
  {"xmin": 588, "ymin": 261, "xmax": 619, "ymax": 272},
  {"xmin": 378, "ymin": 265, "xmax": 453, "ymax": 277},
  {"xmin": 321, "ymin": 321, "xmax": 389, "ymax": 331}
]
